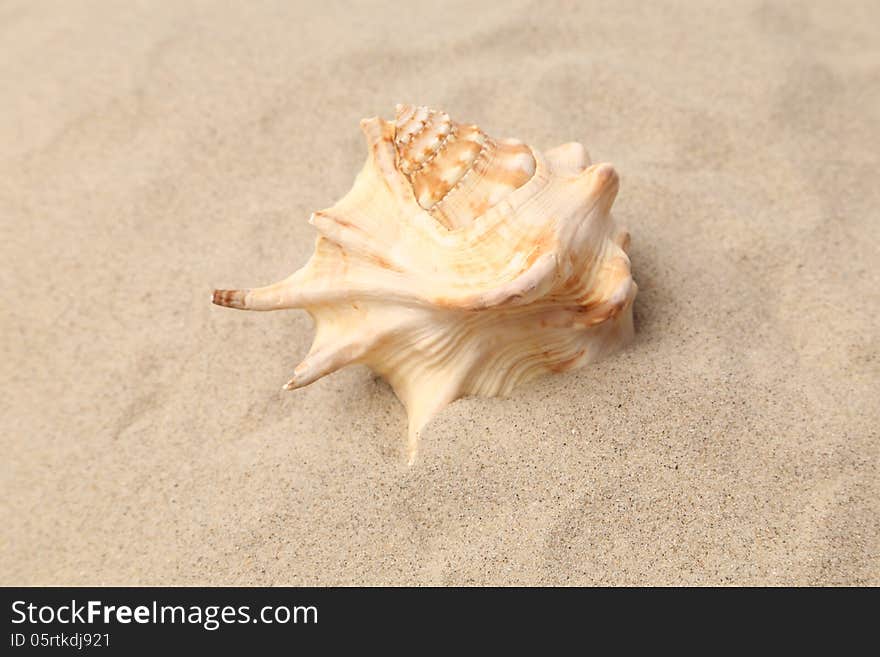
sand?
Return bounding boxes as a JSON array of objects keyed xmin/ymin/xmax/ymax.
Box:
[{"xmin": 2, "ymin": 1, "xmax": 878, "ymax": 586}]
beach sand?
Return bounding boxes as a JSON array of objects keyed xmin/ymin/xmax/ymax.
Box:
[{"xmin": 2, "ymin": 1, "xmax": 878, "ymax": 585}]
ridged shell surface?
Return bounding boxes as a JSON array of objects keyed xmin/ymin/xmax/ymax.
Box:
[
  {"xmin": 393, "ymin": 104, "xmax": 536, "ymax": 229},
  {"xmin": 213, "ymin": 105, "xmax": 637, "ymax": 462}
]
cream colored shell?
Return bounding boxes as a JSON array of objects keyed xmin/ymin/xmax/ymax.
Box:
[{"xmin": 213, "ymin": 105, "xmax": 637, "ymax": 462}]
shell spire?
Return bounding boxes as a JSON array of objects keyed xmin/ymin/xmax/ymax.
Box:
[
  {"xmin": 392, "ymin": 104, "xmax": 536, "ymax": 230},
  {"xmin": 213, "ymin": 105, "xmax": 636, "ymax": 462}
]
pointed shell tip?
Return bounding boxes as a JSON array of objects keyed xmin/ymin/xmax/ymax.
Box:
[{"xmin": 212, "ymin": 289, "xmax": 249, "ymax": 309}]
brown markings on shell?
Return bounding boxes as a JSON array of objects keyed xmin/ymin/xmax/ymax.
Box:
[
  {"xmin": 572, "ymin": 281, "xmax": 631, "ymax": 327},
  {"xmin": 430, "ymin": 136, "xmax": 535, "ymax": 230},
  {"xmin": 476, "ymin": 141, "xmax": 535, "ymax": 189},
  {"xmin": 212, "ymin": 289, "xmax": 247, "ymax": 309},
  {"xmin": 409, "ymin": 135, "xmax": 483, "ymax": 210},
  {"xmin": 427, "ymin": 295, "xmax": 460, "ymax": 310},
  {"xmin": 368, "ymin": 253, "xmax": 403, "ymax": 272},
  {"xmin": 392, "ymin": 105, "xmax": 536, "ymax": 230},
  {"xmin": 523, "ymin": 230, "xmax": 556, "ymax": 268},
  {"xmin": 562, "ymin": 272, "xmax": 584, "ymax": 293},
  {"xmin": 549, "ymin": 349, "xmax": 587, "ymax": 372},
  {"xmin": 314, "ymin": 210, "xmax": 366, "ymax": 234},
  {"xmin": 394, "ymin": 106, "xmax": 452, "ymax": 175}
]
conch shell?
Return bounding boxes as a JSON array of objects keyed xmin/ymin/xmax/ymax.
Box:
[{"xmin": 213, "ymin": 105, "xmax": 636, "ymax": 462}]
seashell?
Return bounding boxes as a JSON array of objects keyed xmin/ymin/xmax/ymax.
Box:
[{"xmin": 213, "ymin": 105, "xmax": 637, "ymax": 462}]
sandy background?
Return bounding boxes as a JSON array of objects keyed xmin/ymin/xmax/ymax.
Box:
[{"xmin": 3, "ymin": 0, "xmax": 878, "ymax": 585}]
